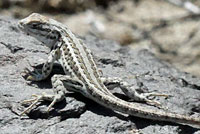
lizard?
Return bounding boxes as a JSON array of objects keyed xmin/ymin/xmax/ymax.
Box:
[{"xmin": 18, "ymin": 13, "xmax": 200, "ymax": 127}]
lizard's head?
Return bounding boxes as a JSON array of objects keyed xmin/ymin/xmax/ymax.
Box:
[{"xmin": 18, "ymin": 13, "xmax": 61, "ymax": 48}]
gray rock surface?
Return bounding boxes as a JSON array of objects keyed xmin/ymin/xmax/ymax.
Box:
[{"xmin": 0, "ymin": 16, "xmax": 200, "ymax": 134}]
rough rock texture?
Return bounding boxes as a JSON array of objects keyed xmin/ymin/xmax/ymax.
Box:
[{"xmin": 0, "ymin": 16, "xmax": 200, "ymax": 134}]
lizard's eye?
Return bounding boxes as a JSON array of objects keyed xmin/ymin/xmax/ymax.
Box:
[{"xmin": 30, "ymin": 23, "xmax": 38, "ymax": 28}]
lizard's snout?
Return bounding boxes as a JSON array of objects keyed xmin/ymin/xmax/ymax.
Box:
[
  {"xmin": 18, "ymin": 19, "xmax": 26, "ymax": 30},
  {"xmin": 19, "ymin": 20, "xmax": 25, "ymax": 26},
  {"xmin": 18, "ymin": 17, "xmax": 29, "ymax": 26}
]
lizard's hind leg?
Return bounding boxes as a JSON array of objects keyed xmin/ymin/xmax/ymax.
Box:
[
  {"xmin": 101, "ymin": 77, "xmax": 169, "ymax": 109},
  {"xmin": 20, "ymin": 74, "xmax": 83, "ymax": 115}
]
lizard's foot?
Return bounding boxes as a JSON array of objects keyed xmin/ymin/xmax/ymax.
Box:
[
  {"xmin": 101, "ymin": 76, "xmax": 170, "ymax": 109},
  {"xmin": 143, "ymin": 92, "xmax": 169, "ymax": 100},
  {"xmin": 20, "ymin": 93, "xmax": 44, "ymax": 116},
  {"xmin": 21, "ymin": 67, "xmax": 43, "ymax": 81},
  {"xmin": 20, "ymin": 92, "xmax": 62, "ymax": 116},
  {"xmin": 144, "ymin": 99, "xmax": 169, "ymax": 110},
  {"xmin": 140, "ymin": 92, "xmax": 169, "ymax": 110}
]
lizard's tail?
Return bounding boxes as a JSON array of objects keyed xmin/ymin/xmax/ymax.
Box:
[{"xmin": 88, "ymin": 87, "xmax": 200, "ymax": 126}]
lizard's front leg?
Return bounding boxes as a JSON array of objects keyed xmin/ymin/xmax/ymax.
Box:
[
  {"xmin": 23, "ymin": 49, "xmax": 60, "ymax": 81},
  {"xmin": 101, "ymin": 77, "xmax": 168, "ymax": 108},
  {"xmin": 20, "ymin": 74, "xmax": 83, "ymax": 115}
]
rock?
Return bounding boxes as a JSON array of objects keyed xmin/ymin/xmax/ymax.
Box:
[{"xmin": 0, "ymin": 16, "xmax": 200, "ymax": 134}]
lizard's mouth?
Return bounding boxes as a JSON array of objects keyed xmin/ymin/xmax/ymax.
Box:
[
  {"xmin": 18, "ymin": 22, "xmax": 23, "ymax": 30},
  {"xmin": 18, "ymin": 21, "xmax": 27, "ymax": 33},
  {"xmin": 18, "ymin": 24, "xmax": 30, "ymax": 36},
  {"xmin": 18, "ymin": 22, "xmax": 32, "ymax": 36}
]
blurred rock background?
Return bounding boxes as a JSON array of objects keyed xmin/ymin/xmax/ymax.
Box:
[{"xmin": 1, "ymin": 0, "xmax": 200, "ymax": 77}]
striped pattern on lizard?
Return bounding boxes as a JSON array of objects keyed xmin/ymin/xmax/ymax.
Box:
[{"xmin": 18, "ymin": 13, "xmax": 200, "ymax": 127}]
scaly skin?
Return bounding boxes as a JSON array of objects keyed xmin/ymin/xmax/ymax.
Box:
[{"xmin": 18, "ymin": 13, "xmax": 200, "ymax": 127}]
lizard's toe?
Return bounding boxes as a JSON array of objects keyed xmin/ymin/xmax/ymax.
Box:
[
  {"xmin": 143, "ymin": 92, "xmax": 169, "ymax": 100},
  {"xmin": 20, "ymin": 94, "xmax": 44, "ymax": 116}
]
